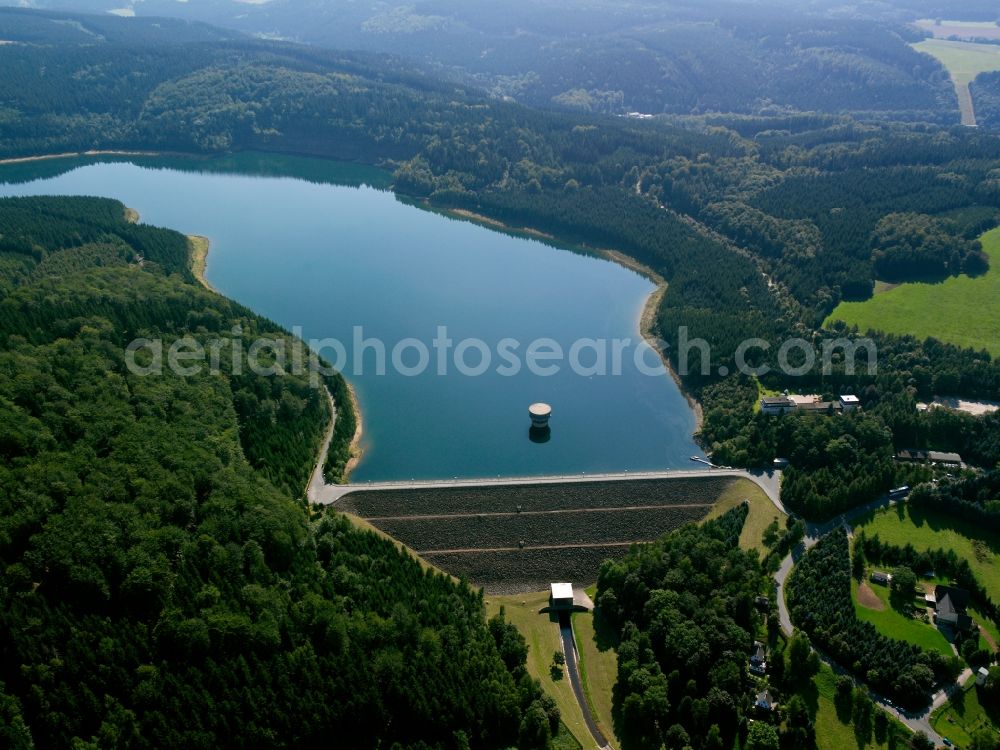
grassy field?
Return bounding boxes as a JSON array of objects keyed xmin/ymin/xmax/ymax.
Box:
[
  {"xmin": 931, "ymin": 679, "xmax": 998, "ymax": 748},
  {"xmin": 914, "ymin": 38, "xmax": 1000, "ymax": 85},
  {"xmin": 485, "ymin": 591, "xmax": 591, "ymax": 748},
  {"xmin": 915, "ymin": 20, "xmax": 1000, "ymax": 41},
  {"xmin": 913, "ymin": 39, "xmax": 1000, "ymax": 125},
  {"xmin": 851, "ymin": 577, "xmax": 954, "ymax": 657},
  {"xmin": 572, "ymin": 611, "xmax": 619, "ymax": 747},
  {"xmin": 827, "ymin": 228, "xmax": 1000, "ymax": 356},
  {"xmin": 703, "ymin": 477, "xmax": 784, "ymax": 554},
  {"xmin": 806, "ymin": 662, "xmax": 905, "ymax": 750},
  {"xmin": 856, "ymin": 502, "xmax": 1000, "ymax": 604}
]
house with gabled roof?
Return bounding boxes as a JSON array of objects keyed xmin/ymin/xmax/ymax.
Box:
[{"xmin": 934, "ymin": 585, "xmax": 974, "ymax": 632}]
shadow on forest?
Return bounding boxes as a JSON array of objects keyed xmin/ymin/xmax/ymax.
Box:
[{"xmin": 592, "ymin": 605, "xmax": 620, "ymax": 653}]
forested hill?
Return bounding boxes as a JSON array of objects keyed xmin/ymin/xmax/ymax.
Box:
[
  {"xmin": 4, "ymin": 8, "xmax": 1000, "ymax": 524},
  {"xmin": 0, "ymin": 0, "xmax": 962, "ymax": 122},
  {"xmin": 0, "ymin": 196, "xmax": 557, "ymax": 748},
  {"xmin": 0, "ymin": 6, "xmax": 239, "ymax": 44}
]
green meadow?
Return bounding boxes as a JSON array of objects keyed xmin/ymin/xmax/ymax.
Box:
[
  {"xmin": 914, "ymin": 39, "xmax": 1000, "ymax": 87},
  {"xmin": 913, "ymin": 39, "xmax": 1000, "ymax": 124},
  {"xmin": 857, "ymin": 503, "xmax": 1000, "ymax": 606},
  {"xmin": 827, "ymin": 228, "xmax": 1000, "ymax": 355},
  {"xmin": 851, "ymin": 578, "xmax": 953, "ymax": 657},
  {"xmin": 932, "ymin": 679, "xmax": 999, "ymax": 749}
]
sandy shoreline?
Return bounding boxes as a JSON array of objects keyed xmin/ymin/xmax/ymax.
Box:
[
  {"xmin": 446, "ymin": 207, "xmax": 559, "ymax": 242},
  {"xmin": 442, "ymin": 206, "xmax": 705, "ymax": 435},
  {"xmin": 0, "ymin": 149, "xmax": 163, "ymax": 166},
  {"xmin": 188, "ymin": 229, "xmax": 366, "ymax": 486},
  {"xmin": 187, "ymin": 235, "xmax": 216, "ymax": 292},
  {"xmin": 341, "ymin": 381, "xmax": 365, "ymax": 483}
]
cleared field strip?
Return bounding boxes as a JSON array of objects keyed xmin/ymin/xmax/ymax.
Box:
[
  {"xmin": 915, "ymin": 20, "xmax": 1000, "ymax": 42},
  {"xmin": 345, "ymin": 476, "xmax": 739, "ymax": 593},
  {"xmin": 364, "ymin": 502, "xmax": 714, "ymax": 521},
  {"xmin": 913, "ymin": 39, "xmax": 1000, "ymax": 126}
]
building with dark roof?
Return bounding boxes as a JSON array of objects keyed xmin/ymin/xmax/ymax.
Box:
[
  {"xmin": 755, "ymin": 689, "xmax": 776, "ymax": 714},
  {"xmin": 749, "ymin": 641, "xmax": 767, "ymax": 675},
  {"xmin": 760, "ymin": 396, "xmax": 795, "ymax": 415},
  {"xmin": 935, "ymin": 585, "xmax": 974, "ymax": 631},
  {"xmin": 895, "ymin": 449, "xmax": 963, "ymax": 466},
  {"xmin": 895, "ymin": 449, "xmax": 928, "ymax": 463}
]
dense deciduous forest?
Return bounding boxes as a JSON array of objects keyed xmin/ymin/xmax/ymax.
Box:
[
  {"xmin": 594, "ymin": 505, "xmax": 770, "ymax": 750},
  {"xmin": 0, "ymin": 196, "xmax": 558, "ymax": 748},
  {"xmin": 973, "ymin": 73, "xmax": 1000, "ymax": 130},
  {"xmin": 2, "ymin": 5, "xmax": 1000, "ymax": 746}
]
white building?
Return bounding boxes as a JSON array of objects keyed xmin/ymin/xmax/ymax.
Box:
[
  {"xmin": 840, "ymin": 395, "xmax": 861, "ymax": 412},
  {"xmin": 550, "ymin": 582, "xmax": 574, "ymax": 609}
]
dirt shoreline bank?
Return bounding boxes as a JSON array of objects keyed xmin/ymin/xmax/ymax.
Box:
[
  {"xmin": 187, "ymin": 235, "xmax": 216, "ymax": 293},
  {"xmin": 341, "ymin": 381, "xmax": 365, "ymax": 482},
  {"xmin": 0, "ymin": 149, "xmax": 163, "ymax": 166}
]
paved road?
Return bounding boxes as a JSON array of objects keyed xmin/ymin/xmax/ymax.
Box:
[
  {"xmin": 306, "ymin": 386, "xmax": 338, "ymax": 501},
  {"xmin": 309, "ymin": 466, "xmax": 785, "ymax": 507},
  {"xmin": 305, "ymin": 390, "xmax": 786, "ymax": 509},
  {"xmin": 775, "ymin": 553, "xmax": 796, "ymax": 637},
  {"xmin": 774, "ymin": 492, "xmax": 903, "ymax": 637},
  {"xmin": 559, "ymin": 612, "xmax": 612, "ymax": 750},
  {"xmin": 310, "ymin": 398, "xmax": 959, "ymax": 744},
  {"xmin": 775, "ymin": 492, "xmax": 964, "ymax": 748}
]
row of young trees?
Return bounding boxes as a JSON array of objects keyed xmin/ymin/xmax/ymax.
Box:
[{"xmin": 788, "ymin": 530, "xmax": 960, "ymax": 708}]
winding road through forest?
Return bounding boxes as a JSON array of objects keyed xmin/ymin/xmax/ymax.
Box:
[
  {"xmin": 774, "ymin": 494, "xmax": 966, "ymax": 746},
  {"xmin": 309, "ymin": 395, "xmax": 959, "ymax": 746}
]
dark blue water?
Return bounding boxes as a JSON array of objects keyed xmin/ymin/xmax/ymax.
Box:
[{"xmin": 0, "ymin": 153, "xmax": 704, "ymax": 480}]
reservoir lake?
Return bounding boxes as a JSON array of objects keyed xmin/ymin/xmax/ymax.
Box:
[{"xmin": 0, "ymin": 153, "xmax": 705, "ymax": 481}]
